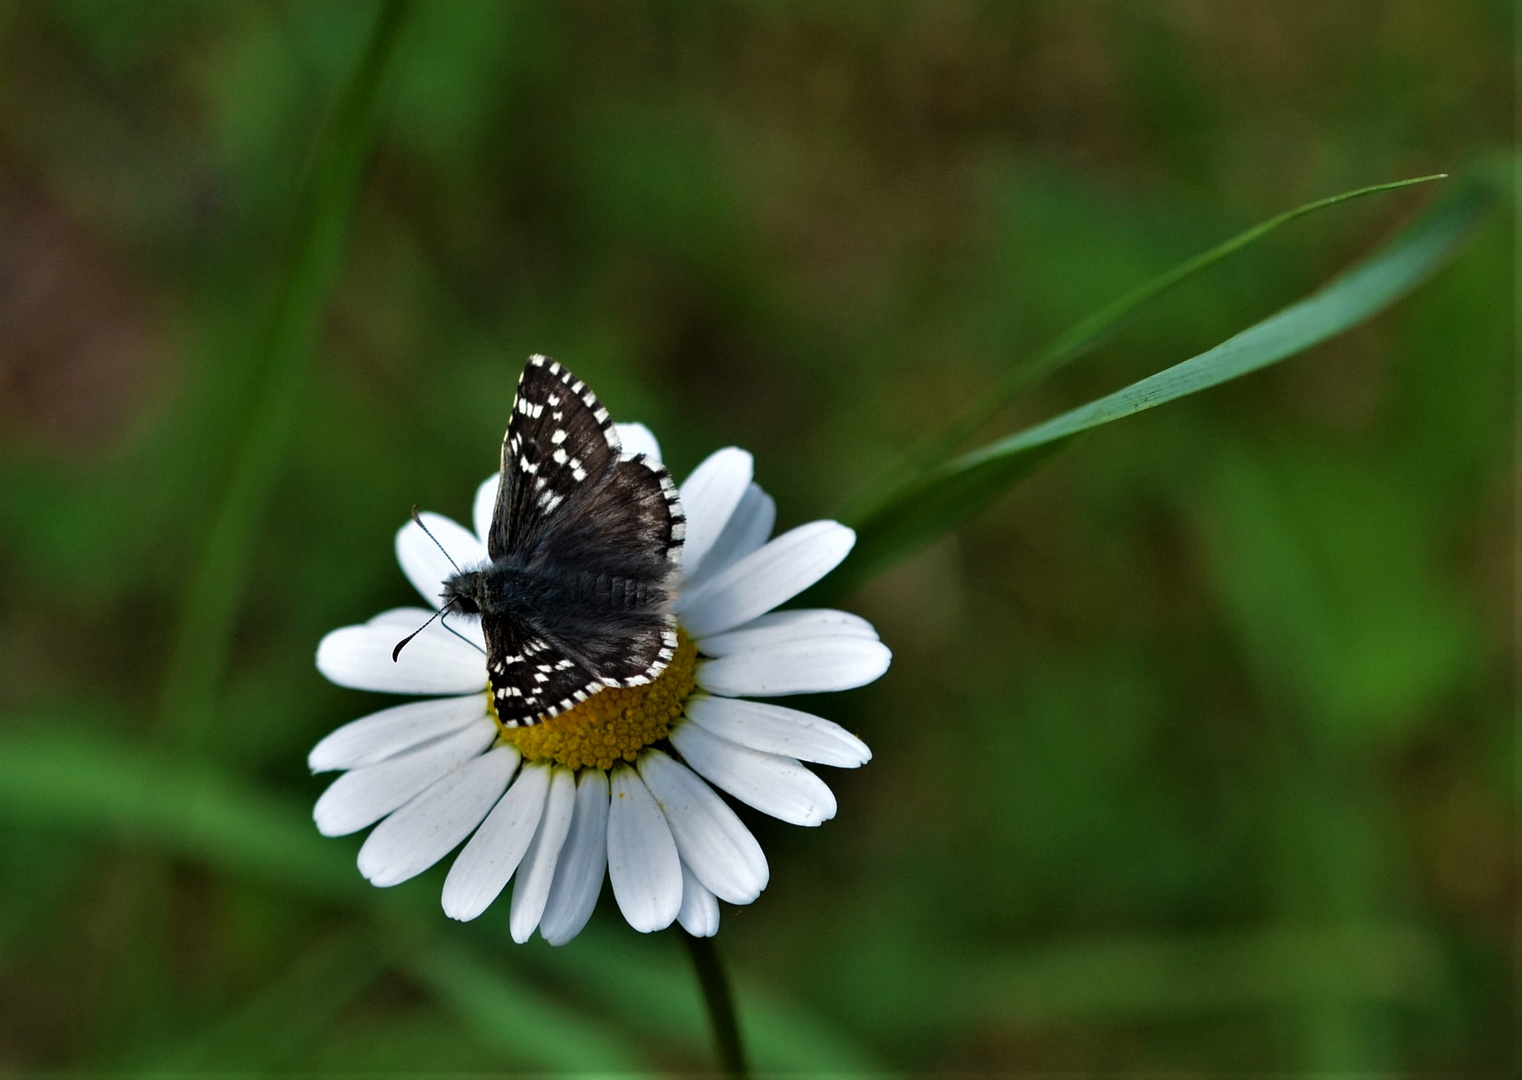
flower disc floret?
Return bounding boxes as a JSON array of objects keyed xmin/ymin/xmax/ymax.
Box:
[{"xmin": 491, "ymin": 632, "xmax": 697, "ymax": 771}]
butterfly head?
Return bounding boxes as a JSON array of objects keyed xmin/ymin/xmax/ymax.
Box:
[
  {"xmin": 441, "ymin": 568, "xmax": 489, "ymax": 616},
  {"xmin": 443, "ymin": 560, "xmax": 544, "ymax": 621}
]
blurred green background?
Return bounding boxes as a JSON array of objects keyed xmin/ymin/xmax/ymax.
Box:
[{"xmin": 0, "ymin": 0, "xmax": 1512, "ymax": 1073}]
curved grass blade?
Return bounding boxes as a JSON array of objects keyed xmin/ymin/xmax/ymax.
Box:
[
  {"xmin": 409, "ymin": 941, "xmax": 654, "ymax": 1073},
  {"xmin": 142, "ymin": 925, "xmax": 387, "ymax": 1072},
  {"xmin": 157, "ymin": 0, "xmax": 413, "ymax": 750},
  {"xmin": 845, "ymin": 173, "xmax": 1448, "ymax": 519},
  {"xmin": 0, "ymin": 726, "xmax": 360, "ymax": 900},
  {"xmin": 831, "ymin": 178, "xmax": 1494, "ymax": 598}
]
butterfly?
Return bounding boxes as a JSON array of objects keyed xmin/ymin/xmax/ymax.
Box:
[{"xmin": 434, "ymin": 355, "xmax": 685, "ymax": 726}]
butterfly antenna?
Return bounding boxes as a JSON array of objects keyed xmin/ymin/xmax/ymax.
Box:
[
  {"xmin": 411, "ymin": 506, "xmax": 462, "ymax": 574},
  {"xmin": 392, "ymin": 603, "xmax": 447, "ymax": 662},
  {"xmin": 441, "ymin": 610, "xmax": 486, "ymax": 656}
]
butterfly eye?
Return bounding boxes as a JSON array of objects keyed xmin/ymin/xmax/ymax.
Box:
[{"xmin": 451, "ymin": 595, "xmax": 481, "ymax": 615}]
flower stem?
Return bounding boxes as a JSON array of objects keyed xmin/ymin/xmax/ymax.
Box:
[{"xmin": 684, "ymin": 932, "xmax": 749, "ymax": 1079}]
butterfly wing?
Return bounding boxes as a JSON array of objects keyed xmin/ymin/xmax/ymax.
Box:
[
  {"xmin": 528, "ymin": 452, "xmax": 683, "ymax": 684},
  {"xmin": 483, "ymin": 356, "xmax": 685, "ymax": 726},
  {"xmin": 481, "ymin": 614, "xmax": 606, "ymax": 726},
  {"xmin": 489, "ymin": 354, "xmax": 622, "ymax": 561}
]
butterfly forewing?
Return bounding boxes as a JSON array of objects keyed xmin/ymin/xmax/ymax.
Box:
[{"xmin": 490, "ymin": 354, "xmax": 622, "ymax": 561}]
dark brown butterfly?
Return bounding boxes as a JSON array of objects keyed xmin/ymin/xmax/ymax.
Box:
[{"xmin": 436, "ymin": 355, "xmax": 685, "ymax": 725}]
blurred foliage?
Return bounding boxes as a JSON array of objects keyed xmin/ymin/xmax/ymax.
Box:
[{"xmin": 0, "ymin": 0, "xmax": 1512, "ymax": 1073}]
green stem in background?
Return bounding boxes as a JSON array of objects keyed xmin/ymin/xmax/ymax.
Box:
[
  {"xmin": 684, "ymin": 932, "xmax": 749, "ymax": 1080},
  {"xmin": 155, "ymin": 0, "xmax": 413, "ymax": 750},
  {"xmin": 819, "ymin": 174, "xmax": 1492, "ymax": 600},
  {"xmin": 844, "ymin": 173, "xmax": 1447, "ymax": 523}
]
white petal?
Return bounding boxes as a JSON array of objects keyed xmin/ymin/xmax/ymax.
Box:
[
  {"xmin": 676, "ymin": 863, "xmax": 720, "ymax": 938},
  {"xmin": 317, "ymin": 618, "xmax": 485, "ymax": 695},
  {"xmin": 696, "ymin": 638, "xmax": 891, "ymax": 697},
  {"xmin": 441, "ymin": 762, "xmax": 552, "ymax": 921},
  {"xmin": 695, "ymin": 608, "xmax": 879, "ymax": 657},
  {"xmin": 364, "ymin": 606, "xmax": 437, "ymax": 630},
  {"xmin": 678, "ymin": 448, "xmax": 753, "ymax": 575},
  {"xmin": 442, "ymin": 612, "xmax": 487, "ymax": 653},
  {"xmin": 669, "ymin": 722, "xmax": 836, "ymax": 826},
  {"xmin": 361, "ymin": 607, "xmax": 485, "ymax": 651},
  {"xmin": 313, "ymin": 719, "xmax": 498, "ymax": 837},
  {"xmin": 675, "ymin": 521, "xmax": 855, "ymax": 638},
  {"xmin": 638, "ymin": 749, "xmax": 767, "ymax": 905},
  {"xmin": 605, "ymin": 764, "xmax": 682, "ymax": 933},
  {"xmin": 539, "ymin": 769, "xmax": 611, "ymax": 946},
  {"xmin": 685, "ymin": 483, "xmax": 775, "ymax": 587},
  {"xmin": 309, "ymin": 694, "xmax": 487, "ymax": 772},
  {"xmin": 473, "ymin": 474, "xmax": 500, "ymax": 545},
  {"xmin": 356, "ymin": 746, "xmax": 519, "ymax": 886},
  {"xmin": 682, "ymin": 696, "xmax": 871, "ymax": 768},
  {"xmin": 509, "ymin": 766, "xmax": 577, "ymax": 943},
  {"xmin": 396, "ymin": 512, "xmax": 488, "ymax": 606},
  {"xmin": 616, "ymin": 422, "xmax": 662, "ymax": 463}
]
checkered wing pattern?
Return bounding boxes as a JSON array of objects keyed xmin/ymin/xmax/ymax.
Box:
[
  {"xmin": 489, "ymin": 355, "xmax": 624, "ymax": 561},
  {"xmin": 480, "ymin": 617, "xmax": 604, "ymax": 727},
  {"xmin": 482, "ymin": 355, "xmax": 684, "ymax": 726}
]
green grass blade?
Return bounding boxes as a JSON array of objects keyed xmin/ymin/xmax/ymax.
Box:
[
  {"xmin": 156, "ymin": 0, "xmax": 413, "ymax": 751},
  {"xmin": 407, "ymin": 939, "xmax": 654, "ymax": 1073},
  {"xmin": 845, "ymin": 173, "xmax": 1449, "ymax": 519},
  {"xmin": 0, "ymin": 726, "xmax": 360, "ymax": 901},
  {"xmin": 141, "ymin": 925, "xmax": 388, "ymax": 1072},
  {"xmin": 834, "ymin": 178, "xmax": 1493, "ymax": 597},
  {"xmin": 839, "ymin": 923, "xmax": 1446, "ymax": 1034}
]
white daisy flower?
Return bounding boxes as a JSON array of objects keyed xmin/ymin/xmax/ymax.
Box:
[{"xmin": 310, "ymin": 423, "xmax": 890, "ymax": 944}]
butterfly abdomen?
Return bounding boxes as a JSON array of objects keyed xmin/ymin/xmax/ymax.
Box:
[{"xmin": 561, "ymin": 569, "xmax": 670, "ymax": 613}]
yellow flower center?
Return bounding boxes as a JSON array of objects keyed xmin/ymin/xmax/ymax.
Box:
[{"xmin": 488, "ymin": 631, "xmax": 697, "ymax": 772}]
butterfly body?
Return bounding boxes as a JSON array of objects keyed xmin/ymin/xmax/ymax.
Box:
[
  {"xmin": 450, "ymin": 355, "xmax": 684, "ymax": 727},
  {"xmin": 443, "ymin": 561, "xmax": 668, "ymax": 621}
]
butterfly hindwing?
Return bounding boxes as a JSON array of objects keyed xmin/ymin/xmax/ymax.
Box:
[
  {"xmin": 525, "ymin": 453, "xmax": 683, "ymax": 687},
  {"xmin": 481, "ymin": 614, "xmax": 606, "ymax": 726},
  {"xmin": 536, "ymin": 453, "xmax": 684, "ymax": 591},
  {"xmin": 490, "ymin": 354, "xmax": 622, "ymax": 561}
]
